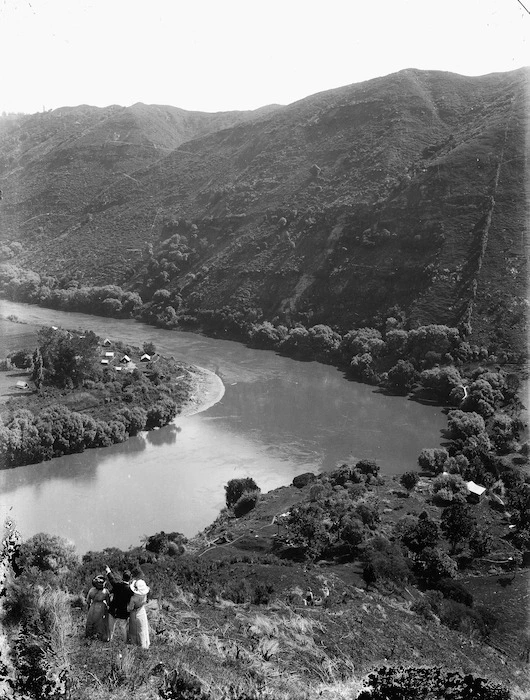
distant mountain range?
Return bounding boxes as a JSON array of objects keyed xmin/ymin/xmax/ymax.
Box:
[{"xmin": 0, "ymin": 68, "xmax": 527, "ymax": 354}]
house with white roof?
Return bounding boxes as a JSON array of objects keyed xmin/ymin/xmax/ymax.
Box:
[{"xmin": 466, "ymin": 480, "xmax": 487, "ymax": 503}]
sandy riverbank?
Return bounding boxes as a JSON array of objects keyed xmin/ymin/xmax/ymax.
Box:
[{"xmin": 179, "ymin": 365, "xmax": 225, "ymax": 417}]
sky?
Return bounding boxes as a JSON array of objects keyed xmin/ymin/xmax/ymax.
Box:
[{"xmin": 0, "ymin": 0, "xmax": 528, "ymax": 115}]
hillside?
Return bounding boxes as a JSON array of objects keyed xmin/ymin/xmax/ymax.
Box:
[
  {"xmin": 2, "ymin": 462, "xmax": 529, "ymax": 699},
  {"xmin": 0, "ymin": 68, "xmax": 527, "ymax": 356},
  {"xmin": 0, "ymin": 101, "xmax": 280, "ymax": 280}
]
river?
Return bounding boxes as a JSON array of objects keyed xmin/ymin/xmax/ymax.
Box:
[{"xmin": 0, "ymin": 300, "xmax": 447, "ymax": 553}]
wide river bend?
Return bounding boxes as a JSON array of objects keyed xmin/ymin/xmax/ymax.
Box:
[{"xmin": 0, "ymin": 300, "xmax": 446, "ymax": 553}]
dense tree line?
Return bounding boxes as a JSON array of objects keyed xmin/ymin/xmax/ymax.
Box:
[{"xmin": 0, "ymin": 264, "xmax": 143, "ymax": 318}]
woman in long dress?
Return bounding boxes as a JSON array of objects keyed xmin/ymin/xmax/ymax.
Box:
[
  {"xmin": 85, "ymin": 575, "xmax": 110, "ymax": 641},
  {"xmin": 127, "ymin": 579, "xmax": 150, "ymax": 649}
]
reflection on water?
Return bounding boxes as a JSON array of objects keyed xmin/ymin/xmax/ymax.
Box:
[
  {"xmin": 0, "ymin": 300, "xmax": 447, "ymax": 552},
  {"xmin": 145, "ymin": 424, "xmax": 180, "ymax": 446}
]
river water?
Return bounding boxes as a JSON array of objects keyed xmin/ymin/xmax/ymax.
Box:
[{"xmin": 0, "ymin": 300, "xmax": 446, "ymax": 553}]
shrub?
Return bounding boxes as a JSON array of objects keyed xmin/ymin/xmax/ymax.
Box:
[
  {"xmin": 437, "ymin": 578, "xmax": 473, "ymax": 606},
  {"xmin": 145, "ymin": 531, "xmax": 187, "ymax": 555},
  {"xmin": 292, "ymin": 472, "xmax": 316, "ymax": 488},
  {"xmin": 233, "ymin": 489, "xmax": 260, "ymax": 517},
  {"xmin": 225, "ymin": 477, "xmax": 260, "ymax": 508},
  {"xmin": 357, "ymin": 665, "xmax": 509, "ymax": 700},
  {"xmin": 411, "ymin": 597, "xmax": 435, "ymax": 620},
  {"xmin": 440, "ymin": 599, "xmax": 498, "ymax": 639}
]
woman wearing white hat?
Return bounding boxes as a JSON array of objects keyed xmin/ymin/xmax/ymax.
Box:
[{"xmin": 126, "ymin": 579, "xmax": 150, "ymax": 649}]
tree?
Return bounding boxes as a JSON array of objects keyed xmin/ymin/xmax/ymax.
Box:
[
  {"xmin": 285, "ymin": 501, "xmax": 331, "ymax": 559},
  {"xmin": 420, "ymin": 366, "xmax": 462, "ymax": 401},
  {"xmin": 356, "ymin": 459, "xmax": 380, "ymax": 477},
  {"xmin": 17, "ymin": 533, "xmax": 77, "ymax": 572},
  {"xmin": 469, "ymin": 526, "xmax": 492, "ymax": 558},
  {"xmin": 415, "ymin": 547, "xmax": 457, "ymax": 585},
  {"xmin": 361, "ymin": 536, "xmax": 409, "ymax": 586},
  {"xmin": 387, "ymin": 360, "xmax": 418, "ymax": 392},
  {"xmin": 31, "ymin": 347, "xmax": 44, "ymax": 391},
  {"xmin": 432, "ymin": 473, "xmax": 468, "ymax": 505},
  {"xmin": 490, "ymin": 413, "xmax": 517, "ymax": 452},
  {"xmin": 37, "ymin": 327, "xmax": 99, "ymax": 388},
  {"xmin": 101, "ymin": 297, "xmax": 122, "ymax": 316},
  {"xmin": 249, "ymin": 321, "xmax": 284, "ymax": 349},
  {"xmin": 401, "ymin": 513, "xmax": 440, "ymax": 553},
  {"xmin": 145, "ymin": 398, "xmax": 177, "ymax": 429},
  {"xmin": 461, "ymin": 379, "xmax": 502, "ymax": 417},
  {"xmin": 9, "ymin": 349, "xmax": 33, "ymax": 369},
  {"xmin": 143, "ymin": 341, "xmax": 157, "ymax": 356},
  {"xmin": 400, "ymin": 471, "xmax": 419, "ymax": 493},
  {"xmin": 407, "ymin": 325, "xmax": 460, "ymax": 362},
  {"xmin": 447, "ymin": 410, "xmax": 486, "ymax": 440},
  {"xmin": 441, "ymin": 503, "xmax": 476, "ymax": 553},
  {"xmin": 418, "ymin": 448, "xmax": 449, "ymax": 474},
  {"xmin": 225, "ymin": 477, "xmax": 260, "ymax": 508},
  {"xmin": 307, "ymin": 324, "xmax": 341, "ymax": 361},
  {"xmin": 340, "ymin": 327, "xmax": 384, "ymax": 360},
  {"xmin": 279, "ymin": 326, "xmax": 311, "ymax": 358}
]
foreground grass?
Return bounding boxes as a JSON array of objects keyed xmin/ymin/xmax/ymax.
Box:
[{"xmin": 5, "ymin": 570, "xmax": 528, "ymax": 700}]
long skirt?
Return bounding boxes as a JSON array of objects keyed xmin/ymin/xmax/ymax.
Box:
[
  {"xmin": 85, "ymin": 602, "xmax": 109, "ymax": 641},
  {"xmin": 127, "ymin": 606, "xmax": 150, "ymax": 649}
]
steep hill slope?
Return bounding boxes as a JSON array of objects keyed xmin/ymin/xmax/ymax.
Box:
[
  {"xmin": 1, "ymin": 69, "xmax": 528, "ymax": 354},
  {"xmin": 0, "ymin": 101, "xmax": 280, "ymax": 267}
]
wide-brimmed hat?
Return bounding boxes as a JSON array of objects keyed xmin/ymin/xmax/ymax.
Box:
[
  {"xmin": 130, "ymin": 579, "xmax": 149, "ymax": 596},
  {"xmin": 92, "ymin": 575, "xmax": 105, "ymax": 590}
]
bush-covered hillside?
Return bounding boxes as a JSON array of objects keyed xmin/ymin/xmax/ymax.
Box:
[{"xmin": 0, "ymin": 68, "xmax": 527, "ymax": 356}]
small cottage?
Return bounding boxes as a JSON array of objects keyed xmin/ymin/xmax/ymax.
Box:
[
  {"xmin": 100, "ymin": 359, "xmax": 109, "ymax": 365},
  {"xmin": 120, "ymin": 354, "xmax": 131, "ymax": 364},
  {"xmin": 104, "ymin": 351, "xmax": 115, "ymax": 359},
  {"xmin": 103, "ymin": 338, "xmax": 112, "ymax": 346},
  {"xmin": 140, "ymin": 353, "xmax": 151, "ymax": 362},
  {"xmin": 466, "ymin": 480, "xmax": 487, "ymax": 503}
]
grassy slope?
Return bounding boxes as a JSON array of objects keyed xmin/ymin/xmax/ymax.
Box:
[{"xmin": 8, "ymin": 471, "xmax": 528, "ymax": 699}]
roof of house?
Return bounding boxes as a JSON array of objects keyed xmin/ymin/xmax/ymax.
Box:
[
  {"xmin": 140, "ymin": 353, "xmax": 151, "ymax": 361},
  {"xmin": 466, "ymin": 480, "xmax": 487, "ymax": 496},
  {"xmin": 104, "ymin": 351, "xmax": 115, "ymax": 358},
  {"xmin": 121, "ymin": 354, "xmax": 131, "ymax": 362},
  {"xmin": 100, "ymin": 359, "xmax": 109, "ymax": 365}
]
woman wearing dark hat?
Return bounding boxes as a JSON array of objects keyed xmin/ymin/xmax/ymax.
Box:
[
  {"xmin": 85, "ymin": 575, "xmax": 110, "ymax": 641},
  {"xmin": 126, "ymin": 578, "xmax": 150, "ymax": 649}
]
